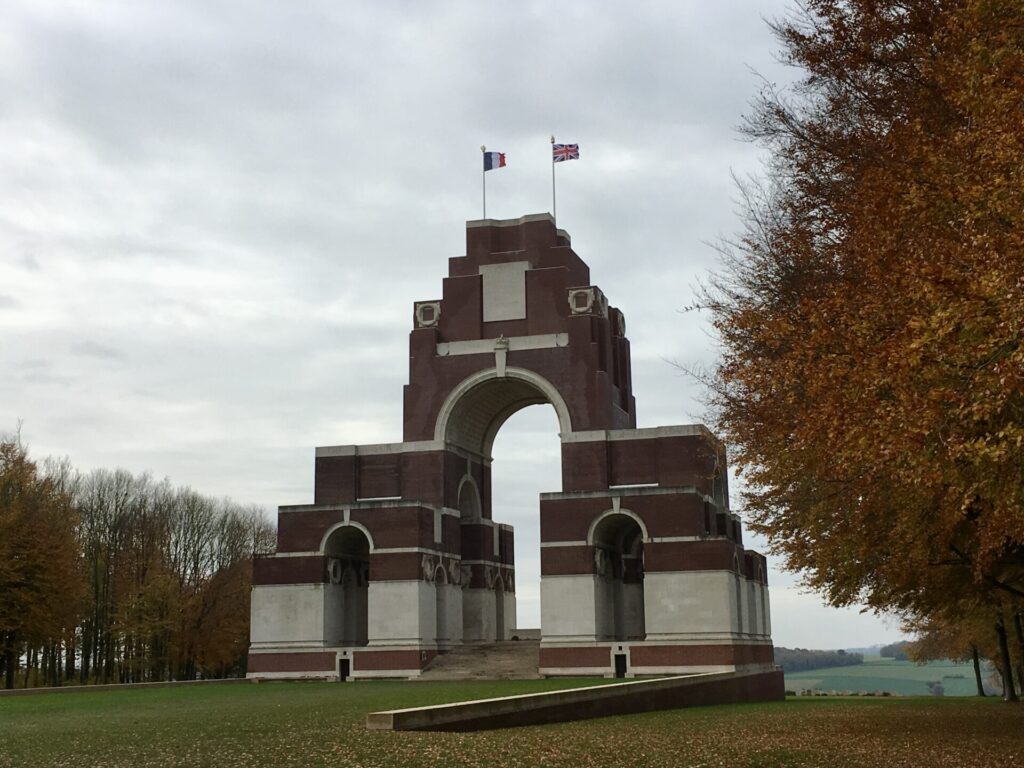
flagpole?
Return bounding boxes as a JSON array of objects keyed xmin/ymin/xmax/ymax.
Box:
[
  {"xmin": 550, "ymin": 135, "xmax": 556, "ymax": 225},
  {"xmin": 481, "ymin": 145, "xmax": 487, "ymax": 219}
]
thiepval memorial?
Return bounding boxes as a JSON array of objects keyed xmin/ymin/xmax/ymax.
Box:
[{"xmin": 248, "ymin": 213, "xmax": 775, "ymax": 680}]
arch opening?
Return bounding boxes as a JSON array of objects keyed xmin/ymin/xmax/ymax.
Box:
[
  {"xmin": 457, "ymin": 476, "xmax": 482, "ymax": 520},
  {"xmin": 488, "ymin": 403, "xmax": 562, "ymax": 638},
  {"xmin": 434, "ymin": 368, "xmax": 572, "ymax": 458},
  {"xmin": 592, "ymin": 513, "xmax": 646, "ymax": 642},
  {"xmin": 323, "ymin": 526, "xmax": 370, "ymax": 647}
]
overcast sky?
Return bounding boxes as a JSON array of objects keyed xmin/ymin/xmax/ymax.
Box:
[{"xmin": 0, "ymin": 0, "xmax": 903, "ymax": 649}]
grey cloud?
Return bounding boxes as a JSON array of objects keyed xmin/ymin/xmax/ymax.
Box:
[{"xmin": 70, "ymin": 340, "xmax": 121, "ymax": 359}]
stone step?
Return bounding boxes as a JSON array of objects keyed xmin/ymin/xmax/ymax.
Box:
[{"xmin": 418, "ymin": 640, "xmax": 541, "ymax": 680}]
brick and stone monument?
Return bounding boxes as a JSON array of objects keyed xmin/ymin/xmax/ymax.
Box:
[{"xmin": 248, "ymin": 213, "xmax": 775, "ymax": 680}]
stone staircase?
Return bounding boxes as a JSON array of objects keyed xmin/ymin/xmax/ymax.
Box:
[{"xmin": 418, "ymin": 641, "xmax": 542, "ymax": 681}]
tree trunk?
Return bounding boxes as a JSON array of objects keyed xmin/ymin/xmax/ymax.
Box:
[
  {"xmin": 80, "ymin": 623, "xmax": 90, "ymax": 683},
  {"xmin": 24, "ymin": 646, "xmax": 36, "ymax": 688},
  {"xmin": 3, "ymin": 634, "xmax": 16, "ymax": 690},
  {"xmin": 1013, "ymin": 612, "xmax": 1024, "ymax": 694},
  {"xmin": 995, "ymin": 614, "xmax": 1019, "ymax": 702},
  {"xmin": 65, "ymin": 634, "xmax": 75, "ymax": 682},
  {"xmin": 971, "ymin": 645, "xmax": 986, "ymax": 697}
]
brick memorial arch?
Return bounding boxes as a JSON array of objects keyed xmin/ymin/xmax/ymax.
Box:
[{"xmin": 248, "ymin": 213, "xmax": 775, "ymax": 680}]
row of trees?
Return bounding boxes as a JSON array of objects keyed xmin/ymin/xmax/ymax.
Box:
[
  {"xmin": 0, "ymin": 434, "xmax": 275, "ymax": 688},
  {"xmin": 774, "ymin": 647, "xmax": 864, "ymax": 673},
  {"xmin": 703, "ymin": 0, "xmax": 1024, "ymax": 699},
  {"xmin": 880, "ymin": 642, "xmax": 911, "ymax": 662}
]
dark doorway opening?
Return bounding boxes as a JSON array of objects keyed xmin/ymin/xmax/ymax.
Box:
[
  {"xmin": 339, "ymin": 658, "xmax": 350, "ymax": 682},
  {"xmin": 614, "ymin": 653, "xmax": 627, "ymax": 678}
]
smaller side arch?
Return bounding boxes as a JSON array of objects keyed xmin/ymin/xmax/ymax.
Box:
[
  {"xmin": 319, "ymin": 520, "xmax": 376, "ymax": 555},
  {"xmin": 456, "ymin": 475, "xmax": 482, "ymax": 520},
  {"xmin": 320, "ymin": 521, "xmax": 372, "ymax": 648},
  {"xmin": 586, "ymin": 508, "xmax": 649, "ymax": 545}
]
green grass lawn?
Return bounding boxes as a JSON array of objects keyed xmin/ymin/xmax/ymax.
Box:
[
  {"xmin": 1, "ymin": 680, "xmax": 1022, "ymax": 767},
  {"xmin": 785, "ymin": 657, "xmax": 986, "ymax": 696}
]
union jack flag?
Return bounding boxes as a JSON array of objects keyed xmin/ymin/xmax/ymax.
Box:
[{"xmin": 553, "ymin": 143, "xmax": 579, "ymax": 162}]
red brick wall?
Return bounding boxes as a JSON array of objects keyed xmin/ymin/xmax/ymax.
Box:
[
  {"xmin": 252, "ymin": 555, "xmax": 324, "ymax": 585},
  {"xmin": 630, "ymin": 644, "xmax": 775, "ymax": 667},
  {"xmin": 538, "ymin": 646, "xmax": 610, "ymax": 668},
  {"xmin": 248, "ymin": 652, "xmax": 335, "ymax": 674}
]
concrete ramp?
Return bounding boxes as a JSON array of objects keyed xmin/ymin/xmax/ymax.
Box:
[{"xmin": 366, "ymin": 668, "xmax": 784, "ymax": 731}]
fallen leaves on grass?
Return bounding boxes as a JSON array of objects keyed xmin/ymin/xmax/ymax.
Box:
[{"xmin": 1, "ymin": 683, "xmax": 1022, "ymax": 768}]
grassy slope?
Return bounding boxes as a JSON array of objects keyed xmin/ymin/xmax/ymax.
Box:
[
  {"xmin": 785, "ymin": 657, "xmax": 983, "ymax": 696},
  {"xmin": 2, "ymin": 681, "xmax": 1022, "ymax": 768}
]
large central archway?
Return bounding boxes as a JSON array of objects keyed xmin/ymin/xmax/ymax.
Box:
[
  {"xmin": 433, "ymin": 367, "xmax": 572, "ymax": 457},
  {"xmin": 436, "ymin": 369, "xmax": 569, "ymax": 643}
]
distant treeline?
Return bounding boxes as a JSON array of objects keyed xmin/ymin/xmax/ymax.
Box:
[
  {"xmin": 880, "ymin": 642, "xmax": 911, "ymax": 661},
  {"xmin": 774, "ymin": 647, "xmax": 864, "ymax": 673},
  {"xmin": 0, "ymin": 435, "xmax": 275, "ymax": 689}
]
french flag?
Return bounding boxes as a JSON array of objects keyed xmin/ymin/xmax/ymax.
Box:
[{"xmin": 483, "ymin": 151, "xmax": 506, "ymax": 171}]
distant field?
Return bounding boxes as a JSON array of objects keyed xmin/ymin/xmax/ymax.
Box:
[
  {"xmin": 786, "ymin": 656, "xmax": 986, "ymax": 696},
  {"xmin": 2, "ymin": 680, "xmax": 1022, "ymax": 767}
]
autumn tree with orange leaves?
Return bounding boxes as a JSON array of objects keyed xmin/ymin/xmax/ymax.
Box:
[
  {"xmin": 703, "ymin": 0, "xmax": 1024, "ymax": 699},
  {"xmin": 0, "ymin": 435, "xmax": 275, "ymax": 689}
]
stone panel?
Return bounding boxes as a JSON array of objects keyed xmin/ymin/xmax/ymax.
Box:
[
  {"xmin": 250, "ymin": 585, "xmax": 326, "ymax": 646},
  {"xmin": 540, "ymin": 575, "xmax": 598, "ymax": 641},
  {"xmin": 368, "ymin": 581, "xmax": 434, "ymax": 645},
  {"xmin": 644, "ymin": 571, "xmax": 736, "ymax": 639}
]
